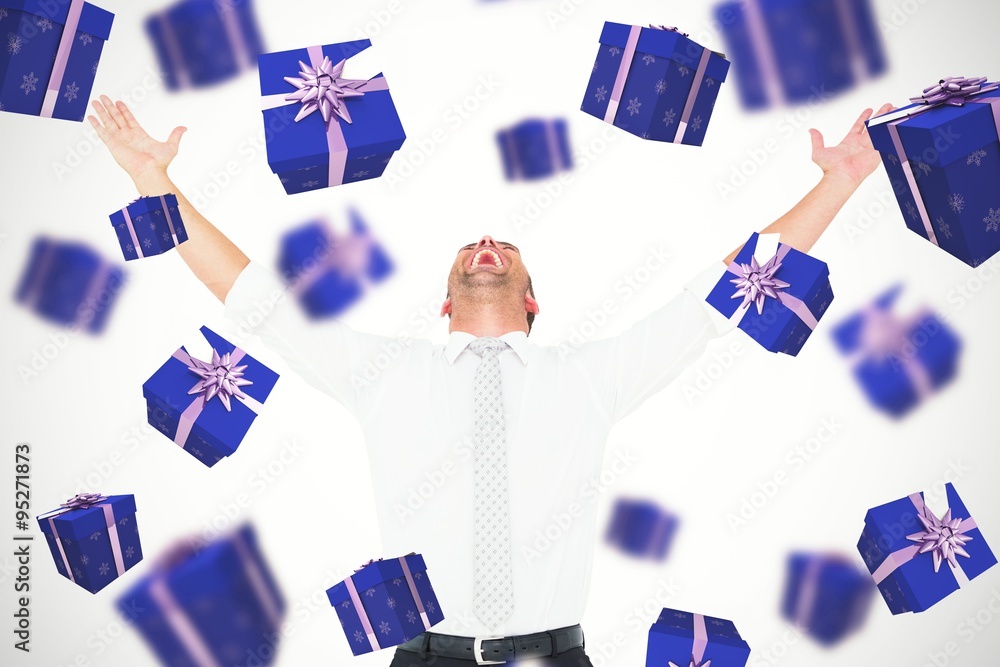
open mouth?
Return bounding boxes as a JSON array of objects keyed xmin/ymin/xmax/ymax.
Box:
[{"xmin": 470, "ymin": 248, "xmax": 504, "ymax": 269}]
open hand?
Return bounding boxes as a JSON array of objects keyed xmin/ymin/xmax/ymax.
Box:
[
  {"xmin": 88, "ymin": 95, "xmax": 186, "ymax": 183},
  {"xmin": 809, "ymin": 103, "xmax": 894, "ymax": 188}
]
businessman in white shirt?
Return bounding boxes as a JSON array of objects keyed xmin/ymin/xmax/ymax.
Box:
[{"xmin": 90, "ymin": 95, "xmax": 891, "ymax": 666}]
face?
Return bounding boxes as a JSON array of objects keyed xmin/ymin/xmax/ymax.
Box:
[{"xmin": 444, "ymin": 235, "xmax": 537, "ymax": 319}]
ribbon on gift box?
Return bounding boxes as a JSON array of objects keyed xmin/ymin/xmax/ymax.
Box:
[
  {"xmin": 500, "ymin": 120, "xmax": 570, "ymax": 181},
  {"xmin": 120, "ymin": 196, "xmax": 182, "ymax": 259},
  {"xmin": 790, "ymin": 556, "xmax": 825, "ymax": 630},
  {"xmin": 155, "ymin": 0, "xmax": 254, "ymax": 90},
  {"xmin": 344, "ymin": 555, "xmax": 432, "ymax": 652},
  {"xmin": 39, "ymin": 0, "xmax": 84, "ymax": 117},
  {"xmin": 260, "ymin": 46, "xmax": 390, "ymax": 187},
  {"xmin": 667, "ymin": 613, "xmax": 711, "ymax": 667},
  {"xmin": 168, "ymin": 343, "xmax": 265, "ymax": 450},
  {"xmin": 37, "ymin": 493, "xmax": 126, "ymax": 583},
  {"xmin": 871, "ymin": 493, "xmax": 977, "ymax": 586},
  {"xmin": 724, "ymin": 234, "xmax": 819, "ymax": 331},
  {"xmin": 868, "ymin": 76, "xmax": 1000, "ymax": 247},
  {"xmin": 147, "ymin": 528, "xmax": 283, "ymax": 667},
  {"xmin": 848, "ymin": 298, "xmax": 937, "ymax": 400},
  {"xmin": 603, "ymin": 25, "xmax": 713, "ymax": 143},
  {"xmin": 288, "ymin": 224, "xmax": 381, "ymax": 298}
]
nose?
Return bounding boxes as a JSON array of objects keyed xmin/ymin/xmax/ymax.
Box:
[{"xmin": 476, "ymin": 236, "xmax": 497, "ymax": 249}]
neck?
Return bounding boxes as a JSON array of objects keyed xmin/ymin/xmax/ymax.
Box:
[{"xmin": 448, "ymin": 298, "xmax": 527, "ymax": 337}]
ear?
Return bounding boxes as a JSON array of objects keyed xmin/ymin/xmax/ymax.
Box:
[
  {"xmin": 440, "ymin": 298, "xmax": 452, "ymax": 317},
  {"xmin": 524, "ymin": 293, "xmax": 539, "ymax": 315}
]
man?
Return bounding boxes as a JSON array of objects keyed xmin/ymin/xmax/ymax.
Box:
[{"xmin": 89, "ymin": 95, "xmax": 891, "ymax": 666}]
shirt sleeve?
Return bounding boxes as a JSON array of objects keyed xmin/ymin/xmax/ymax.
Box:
[
  {"xmin": 569, "ymin": 261, "xmax": 738, "ymax": 424},
  {"xmin": 223, "ymin": 260, "xmax": 403, "ymax": 422}
]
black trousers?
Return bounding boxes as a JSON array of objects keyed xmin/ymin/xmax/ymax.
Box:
[{"xmin": 388, "ymin": 646, "xmax": 594, "ymax": 666}]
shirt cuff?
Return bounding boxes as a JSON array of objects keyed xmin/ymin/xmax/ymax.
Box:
[
  {"xmin": 223, "ymin": 261, "xmax": 291, "ymax": 332},
  {"xmin": 684, "ymin": 260, "xmax": 739, "ymax": 336}
]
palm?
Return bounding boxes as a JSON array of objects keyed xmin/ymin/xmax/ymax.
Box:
[
  {"xmin": 810, "ymin": 103, "xmax": 894, "ymax": 187},
  {"xmin": 88, "ymin": 96, "xmax": 185, "ymax": 181}
]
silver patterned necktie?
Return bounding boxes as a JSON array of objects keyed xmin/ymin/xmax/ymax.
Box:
[{"xmin": 468, "ymin": 337, "xmax": 514, "ymax": 629}]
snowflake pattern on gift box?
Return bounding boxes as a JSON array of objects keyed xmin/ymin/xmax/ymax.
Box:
[
  {"xmin": 387, "ymin": 597, "xmax": 396, "ymax": 609},
  {"xmin": 353, "ymin": 171, "xmax": 369, "ymax": 178},
  {"xmin": 392, "ymin": 577, "xmax": 403, "ymax": 586},
  {"xmin": 0, "ymin": 8, "xmax": 7, "ymax": 19},
  {"xmin": 7, "ymin": 35, "xmax": 22, "ymax": 55},
  {"xmin": 916, "ymin": 162, "xmax": 932, "ymax": 176},
  {"xmin": 119, "ymin": 517, "xmax": 128, "ymax": 526},
  {"xmin": 73, "ymin": 567, "xmax": 82, "ymax": 578},
  {"xmin": 341, "ymin": 600, "xmax": 351, "ymax": 609},
  {"xmin": 711, "ymin": 619, "xmax": 725, "ymax": 626},
  {"xmin": 365, "ymin": 587, "xmax": 376, "ymax": 598},
  {"xmin": 20, "ymin": 72, "xmax": 38, "ymax": 95},
  {"xmin": 592, "ymin": 61, "xmax": 598, "ymax": 72},
  {"xmin": 37, "ymin": 17, "xmax": 53, "ymax": 32},
  {"xmin": 143, "ymin": 238, "xmax": 152, "ymax": 249},
  {"xmin": 354, "ymin": 630, "xmax": 364, "ymax": 644},
  {"xmin": 303, "ymin": 180, "xmax": 320, "ymax": 188},
  {"xmin": 626, "ymin": 97, "xmax": 642, "ymax": 116},
  {"xmin": 967, "ymin": 149, "xmax": 987, "ymax": 166},
  {"xmin": 125, "ymin": 546, "xmax": 134, "ymax": 559},
  {"xmin": 595, "ymin": 85, "xmax": 607, "ymax": 103},
  {"xmin": 99, "ymin": 562, "xmax": 110, "ymax": 576},
  {"xmin": 642, "ymin": 54, "xmax": 656, "ymax": 66},
  {"xmin": 949, "ymin": 193, "xmax": 966, "ymax": 213},
  {"xmin": 81, "ymin": 555, "xmax": 89, "ymax": 565},
  {"xmin": 64, "ymin": 82, "xmax": 79, "ymax": 102},
  {"xmin": 124, "ymin": 243, "xmax": 133, "ymax": 254},
  {"xmin": 690, "ymin": 116, "xmax": 703, "ymax": 132},
  {"xmin": 936, "ymin": 217, "xmax": 953, "ymax": 239},
  {"xmin": 887, "ymin": 154, "xmax": 899, "ymax": 166},
  {"xmin": 677, "ymin": 65, "xmax": 690, "ymax": 77},
  {"xmin": 162, "ymin": 232, "xmax": 170, "ymax": 242},
  {"xmin": 985, "ymin": 208, "xmax": 1000, "ymax": 232},
  {"xmin": 190, "ymin": 447, "xmax": 203, "ymax": 458},
  {"xmin": 149, "ymin": 219, "xmax": 157, "ymax": 230},
  {"xmin": 655, "ymin": 79, "xmax": 667, "ymax": 95},
  {"xmin": 608, "ymin": 46, "xmax": 621, "ymax": 57},
  {"xmin": 379, "ymin": 621, "xmax": 391, "ymax": 636},
  {"xmin": 79, "ymin": 33, "xmax": 93, "ymax": 46},
  {"xmin": 425, "ymin": 600, "xmax": 436, "ymax": 615},
  {"xmin": 640, "ymin": 132, "xmax": 650, "ymax": 139},
  {"xmin": 406, "ymin": 609, "xmax": 417, "ymax": 624},
  {"xmin": 904, "ymin": 201, "xmax": 918, "ymax": 220},
  {"xmin": 90, "ymin": 532, "xmax": 101, "ymax": 541},
  {"xmin": 383, "ymin": 157, "xmax": 391, "ymax": 165},
  {"xmin": 663, "ymin": 109, "xmax": 677, "ymax": 127},
  {"xmin": 92, "ymin": 61, "xmax": 99, "ymax": 76},
  {"xmin": 705, "ymin": 78, "xmax": 716, "ymax": 88},
  {"xmin": 414, "ymin": 572, "xmax": 423, "ymax": 580}
]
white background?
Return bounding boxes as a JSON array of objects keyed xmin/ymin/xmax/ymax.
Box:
[{"xmin": 2, "ymin": 0, "xmax": 999, "ymax": 666}]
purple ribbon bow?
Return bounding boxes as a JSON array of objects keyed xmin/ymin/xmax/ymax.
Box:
[
  {"xmin": 669, "ymin": 660, "xmax": 711, "ymax": 667},
  {"xmin": 284, "ymin": 56, "xmax": 369, "ymax": 125},
  {"xmin": 61, "ymin": 493, "xmax": 108, "ymax": 510},
  {"xmin": 906, "ymin": 504, "xmax": 975, "ymax": 573},
  {"xmin": 355, "ymin": 558, "xmax": 384, "ymax": 572},
  {"xmin": 185, "ymin": 349, "xmax": 254, "ymax": 412},
  {"xmin": 650, "ymin": 25, "xmax": 689, "ymax": 36},
  {"xmin": 910, "ymin": 76, "xmax": 999, "ymax": 108},
  {"xmin": 730, "ymin": 254, "xmax": 791, "ymax": 315}
]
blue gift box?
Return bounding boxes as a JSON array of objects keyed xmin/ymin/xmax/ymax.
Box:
[
  {"xmin": 327, "ymin": 554, "xmax": 444, "ymax": 656},
  {"xmin": 832, "ymin": 286, "xmax": 960, "ymax": 417},
  {"xmin": 857, "ymin": 483, "xmax": 997, "ymax": 614},
  {"xmin": 108, "ymin": 194, "xmax": 188, "ymax": 261},
  {"xmin": 497, "ymin": 118, "xmax": 572, "ymax": 181},
  {"xmin": 146, "ymin": 0, "xmax": 264, "ymax": 91},
  {"xmin": 0, "ymin": 0, "xmax": 113, "ymax": 121},
  {"xmin": 37, "ymin": 494, "xmax": 142, "ymax": 594},
  {"xmin": 605, "ymin": 497, "xmax": 678, "ymax": 561},
  {"xmin": 258, "ymin": 39, "xmax": 406, "ymax": 194},
  {"xmin": 142, "ymin": 326, "xmax": 279, "ymax": 467},
  {"xmin": 706, "ymin": 232, "xmax": 833, "ymax": 355},
  {"xmin": 867, "ymin": 86, "xmax": 1000, "ymax": 267},
  {"xmin": 277, "ymin": 210, "xmax": 393, "ymax": 319},
  {"xmin": 119, "ymin": 524, "xmax": 286, "ymax": 667},
  {"xmin": 781, "ymin": 552, "xmax": 874, "ymax": 646},
  {"xmin": 15, "ymin": 236, "xmax": 125, "ymax": 333},
  {"xmin": 715, "ymin": 0, "xmax": 885, "ymax": 110},
  {"xmin": 581, "ymin": 22, "xmax": 729, "ymax": 146},
  {"xmin": 646, "ymin": 608, "xmax": 750, "ymax": 667}
]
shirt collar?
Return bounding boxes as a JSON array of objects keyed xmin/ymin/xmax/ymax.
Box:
[{"xmin": 445, "ymin": 331, "xmax": 530, "ymax": 365}]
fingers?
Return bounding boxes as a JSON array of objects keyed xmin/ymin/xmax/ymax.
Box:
[
  {"xmin": 809, "ymin": 128, "xmax": 824, "ymax": 155},
  {"xmin": 116, "ymin": 100, "xmax": 139, "ymax": 129},
  {"xmin": 101, "ymin": 94, "xmax": 127, "ymax": 129},
  {"xmin": 90, "ymin": 98, "xmax": 116, "ymax": 132},
  {"xmin": 87, "ymin": 115, "xmax": 110, "ymax": 142},
  {"xmin": 875, "ymin": 102, "xmax": 895, "ymax": 116},
  {"xmin": 850, "ymin": 107, "xmax": 874, "ymax": 135},
  {"xmin": 167, "ymin": 126, "xmax": 187, "ymax": 149}
]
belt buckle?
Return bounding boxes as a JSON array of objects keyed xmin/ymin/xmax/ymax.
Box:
[{"xmin": 473, "ymin": 636, "xmax": 505, "ymax": 665}]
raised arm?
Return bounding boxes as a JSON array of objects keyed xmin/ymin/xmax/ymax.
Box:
[
  {"xmin": 724, "ymin": 103, "xmax": 894, "ymax": 263},
  {"xmin": 89, "ymin": 96, "xmax": 248, "ymax": 302}
]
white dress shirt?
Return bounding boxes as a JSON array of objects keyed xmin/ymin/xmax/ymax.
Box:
[{"xmin": 224, "ymin": 260, "xmax": 731, "ymax": 638}]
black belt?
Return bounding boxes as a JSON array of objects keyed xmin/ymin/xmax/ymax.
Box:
[{"xmin": 398, "ymin": 624, "xmax": 584, "ymax": 664}]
